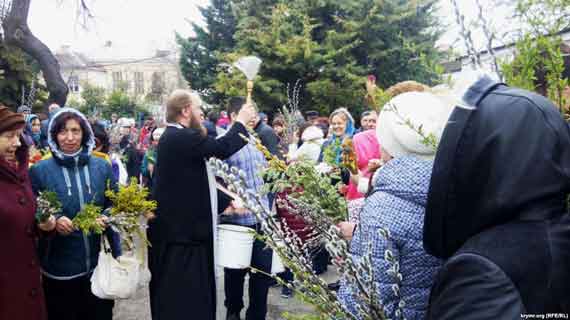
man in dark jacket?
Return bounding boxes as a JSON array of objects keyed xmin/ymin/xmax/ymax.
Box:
[
  {"xmin": 148, "ymin": 90, "xmax": 256, "ymax": 320},
  {"xmin": 251, "ymin": 108, "xmax": 281, "ymax": 159},
  {"xmin": 423, "ymin": 75, "xmax": 570, "ymax": 319}
]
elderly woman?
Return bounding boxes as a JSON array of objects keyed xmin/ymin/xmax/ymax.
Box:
[
  {"xmin": 0, "ymin": 106, "xmax": 55, "ymax": 320},
  {"xmin": 29, "ymin": 108, "xmax": 119, "ymax": 320}
]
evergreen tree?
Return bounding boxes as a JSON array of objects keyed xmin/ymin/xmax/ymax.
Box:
[
  {"xmin": 213, "ymin": 0, "xmax": 444, "ymax": 116},
  {"xmin": 177, "ymin": 0, "xmax": 237, "ymax": 103}
]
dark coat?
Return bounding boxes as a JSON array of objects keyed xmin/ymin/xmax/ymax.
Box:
[
  {"xmin": 254, "ymin": 121, "xmax": 281, "ymax": 158},
  {"xmin": 0, "ymin": 141, "xmax": 47, "ymax": 320},
  {"xmin": 120, "ymin": 136, "xmax": 143, "ymax": 182},
  {"xmin": 424, "ymin": 76, "xmax": 570, "ymax": 319},
  {"xmin": 148, "ymin": 122, "xmax": 248, "ymax": 320}
]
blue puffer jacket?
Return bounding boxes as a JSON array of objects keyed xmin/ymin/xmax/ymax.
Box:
[
  {"xmin": 337, "ymin": 156, "xmax": 442, "ymax": 320},
  {"xmin": 29, "ymin": 108, "xmax": 120, "ymax": 279}
]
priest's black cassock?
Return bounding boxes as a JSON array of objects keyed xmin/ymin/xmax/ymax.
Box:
[{"xmin": 148, "ymin": 122, "xmax": 248, "ymax": 320}]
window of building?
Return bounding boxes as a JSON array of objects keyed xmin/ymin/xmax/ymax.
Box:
[
  {"xmin": 134, "ymin": 72, "xmax": 144, "ymax": 95},
  {"xmin": 112, "ymin": 71, "xmax": 123, "ymax": 90},
  {"xmin": 151, "ymin": 72, "xmax": 166, "ymax": 95}
]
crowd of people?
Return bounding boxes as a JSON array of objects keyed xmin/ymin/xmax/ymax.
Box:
[{"xmin": 2, "ymin": 69, "xmax": 570, "ymax": 320}]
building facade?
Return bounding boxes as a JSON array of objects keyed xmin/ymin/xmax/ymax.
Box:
[{"xmin": 56, "ymin": 44, "xmax": 187, "ymax": 104}]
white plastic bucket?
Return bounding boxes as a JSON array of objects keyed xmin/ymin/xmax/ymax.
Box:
[{"xmin": 217, "ymin": 225, "xmax": 255, "ymax": 269}]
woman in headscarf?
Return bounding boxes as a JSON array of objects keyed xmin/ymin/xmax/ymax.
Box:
[
  {"xmin": 424, "ymin": 75, "xmax": 570, "ymax": 318},
  {"xmin": 318, "ymin": 108, "xmax": 356, "ymax": 166},
  {"xmin": 29, "ymin": 108, "xmax": 120, "ymax": 320},
  {"xmin": 24, "ymin": 114, "xmax": 43, "ymax": 149}
]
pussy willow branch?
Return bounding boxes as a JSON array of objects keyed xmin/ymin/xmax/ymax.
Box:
[
  {"xmin": 450, "ymin": 0, "xmax": 482, "ymax": 69},
  {"xmin": 282, "ymin": 197, "xmax": 387, "ymax": 319},
  {"xmin": 475, "ymin": 0, "xmax": 503, "ymax": 80},
  {"xmin": 209, "ymin": 159, "xmax": 351, "ymax": 318},
  {"xmin": 209, "ymin": 158, "xmax": 390, "ymax": 319}
]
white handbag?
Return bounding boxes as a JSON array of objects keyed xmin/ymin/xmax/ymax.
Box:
[{"xmin": 91, "ymin": 236, "xmax": 141, "ymax": 300}]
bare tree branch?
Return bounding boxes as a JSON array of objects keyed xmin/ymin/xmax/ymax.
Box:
[
  {"xmin": 0, "ymin": 0, "xmax": 12, "ymax": 22},
  {"xmin": 475, "ymin": 0, "xmax": 503, "ymax": 80},
  {"xmin": 450, "ymin": 0, "xmax": 482, "ymax": 69}
]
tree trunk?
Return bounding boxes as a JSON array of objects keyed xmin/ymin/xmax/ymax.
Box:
[{"xmin": 2, "ymin": 0, "xmax": 68, "ymax": 107}]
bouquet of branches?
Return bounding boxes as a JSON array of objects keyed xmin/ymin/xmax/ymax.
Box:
[
  {"xmin": 105, "ymin": 178, "xmax": 157, "ymax": 249},
  {"xmin": 240, "ymin": 113, "xmax": 348, "ymax": 222},
  {"xmin": 73, "ymin": 203, "xmax": 105, "ymax": 235},
  {"xmin": 262, "ymin": 158, "xmax": 348, "ymax": 222},
  {"xmin": 279, "ymin": 80, "xmax": 304, "ymax": 146},
  {"xmin": 72, "ymin": 179, "xmax": 156, "ymax": 249},
  {"xmin": 35, "ymin": 191, "xmax": 62, "ymax": 223}
]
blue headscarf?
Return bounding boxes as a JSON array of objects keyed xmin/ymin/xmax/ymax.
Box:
[{"xmin": 25, "ymin": 114, "xmax": 41, "ymax": 147}]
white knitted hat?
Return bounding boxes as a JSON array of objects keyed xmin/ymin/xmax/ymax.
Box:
[
  {"xmin": 376, "ymin": 91, "xmax": 452, "ymax": 160},
  {"xmin": 301, "ymin": 125, "xmax": 324, "ymax": 142}
]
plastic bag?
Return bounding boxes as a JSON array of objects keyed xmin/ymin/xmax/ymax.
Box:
[{"xmin": 91, "ymin": 237, "xmax": 141, "ymax": 299}]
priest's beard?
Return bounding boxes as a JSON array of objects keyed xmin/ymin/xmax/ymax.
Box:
[{"xmin": 190, "ymin": 115, "xmax": 207, "ymax": 137}]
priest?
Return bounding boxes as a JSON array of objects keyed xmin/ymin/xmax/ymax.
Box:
[{"xmin": 149, "ymin": 90, "xmax": 256, "ymax": 320}]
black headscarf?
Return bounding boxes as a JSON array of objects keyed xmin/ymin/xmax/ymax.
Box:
[{"xmin": 424, "ymin": 76, "xmax": 570, "ymax": 259}]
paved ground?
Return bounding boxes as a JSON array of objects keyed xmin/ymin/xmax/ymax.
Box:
[{"xmin": 113, "ymin": 269, "xmax": 339, "ymax": 320}]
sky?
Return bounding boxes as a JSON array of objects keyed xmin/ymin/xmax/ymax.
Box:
[
  {"xmin": 29, "ymin": 0, "xmax": 210, "ymax": 58},
  {"xmin": 28, "ymin": 0, "xmax": 514, "ymax": 59}
]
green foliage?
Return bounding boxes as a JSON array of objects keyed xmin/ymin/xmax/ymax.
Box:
[
  {"xmin": 501, "ymin": 36, "xmax": 538, "ymax": 91},
  {"xmin": 66, "ymin": 95, "xmax": 85, "ymax": 113},
  {"xmin": 105, "ymin": 89, "xmax": 146, "ymax": 119},
  {"xmin": 180, "ymin": 0, "xmax": 444, "ymax": 115},
  {"xmin": 177, "ymin": 0, "xmax": 237, "ymax": 103},
  {"xmin": 0, "ymin": 44, "xmax": 47, "ymax": 111},
  {"xmin": 105, "ymin": 178, "xmax": 157, "ymax": 248},
  {"xmin": 372, "ymin": 87, "xmax": 394, "ymax": 112},
  {"xmin": 73, "ymin": 203, "xmax": 104, "ymax": 235},
  {"xmin": 67, "ymin": 82, "xmax": 150, "ymax": 119},
  {"xmin": 322, "ymin": 138, "xmax": 342, "ymax": 166},
  {"xmin": 105, "ymin": 178, "xmax": 157, "ymax": 216},
  {"xmin": 515, "ymin": 0, "xmax": 570, "ymax": 35},
  {"xmin": 262, "ymin": 159, "xmax": 348, "ymax": 222},
  {"xmin": 502, "ymin": 0, "xmax": 570, "ymax": 116},
  {"xmin": 81, "ymin": 82, "xmax": 107, "ymax": 116}
]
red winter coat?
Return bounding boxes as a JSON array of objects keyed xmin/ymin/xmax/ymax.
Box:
[
  {"xmin": 276, "ymin": 190, "xmax": 312, "ymax": 243},
  {"xmin": 0, "ymin": 143, "xmax": 47, "ymax": 320}
]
